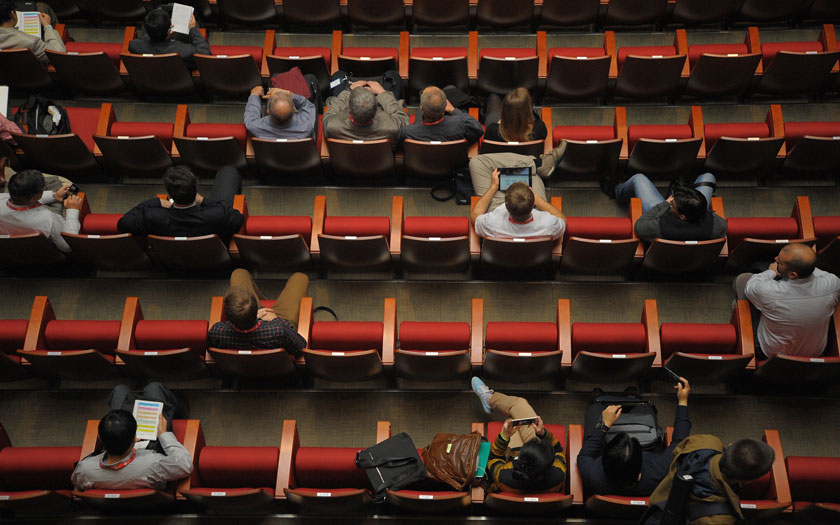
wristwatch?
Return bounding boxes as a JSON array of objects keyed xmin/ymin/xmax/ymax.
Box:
[{"xmin": 595, "ymin": 418, "xmax": 610, "ymax": 432}]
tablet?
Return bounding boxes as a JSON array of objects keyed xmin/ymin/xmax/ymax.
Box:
[{"xmin": 499, "ymin": 167, "xmax": 532, "ymax": 191}]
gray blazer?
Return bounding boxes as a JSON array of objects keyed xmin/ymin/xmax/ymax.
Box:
[{"xmin": 0, "ymin": 25, "xmax": 65, "ymax": 64}]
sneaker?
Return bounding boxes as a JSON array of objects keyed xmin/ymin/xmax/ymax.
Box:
[
  {"xmin": 471, "ymin": 376, "xmax": 494, "ymax": 414},
  {"xmin": 599, "ymin": 177, "xmax": 617, "ymax": 200},
  {"xmin": 535, "ymin": 140, "xmax": 567, "ymax": 180}
]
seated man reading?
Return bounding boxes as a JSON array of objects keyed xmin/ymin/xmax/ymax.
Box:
[{"xmin": 128, "ymin": 7, "xmax": 210, "ymax": 70}]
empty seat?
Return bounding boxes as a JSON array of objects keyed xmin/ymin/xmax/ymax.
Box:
[
  {"xmin": 82, "ymin": 0, "xmax": 147, "ymax": 21},
  {"xmin": 347, "ymin": 0, "xmax": 405, "ymax": 28},
  {"xmin": 336, "ymin": 35, "xmax": 400, "ymax": 78},
  {"xmin": 148, "ymin": 235, "xmax": 233, "ymax": 272},
  {"xmin": 549, "ymin": 106, "xmax": 624, "ymax": 180},
  {"xmin": 250, "ymin": 136, "xmax": 324, "ymax": 181},
  {"xmin": 195, "ymin": 42, "xmax": 264, "ymax": 98},
  {"xmin": 613, "ymin": 36, "xmax": 687, "ymax": 100},
  {"xmin": 785, "ymin": 455, "xmax": 840, "ymax": 521},
  {"xmin": 0, "ymin": 49, "xmax": 54, "ymax": 93},
  {"xmin": 407, "ymin": 46, "xmax": 470, "ymax": 100},
  {"xmin": 475, "ymin": 42, "xmax": 539, "ymax": 96},
  {"xmin": 47, "ymin": 40, "xmax": 127, "ymax": 95},
  {"xmin": 326, "ymin": 139, "xmax": 396, "ymax": 180},
  {"xmin": 282, "ymin": 0, "xmax": 342, "ymax": 29},
  {"xmin": 316, "ymin": 208, "xmax": 395, "ymax": 273},
  {"xmin": 544, "ymin": 35, "xmax": 612, "ymax": 101},
  {"xmin": 602, "ymin": 0, "xmax": 667, "ymax": 27},
  {"xmin": 399, "ymin": 215, "xmax": 471, "ymax": 275},
  {"xmin": 669, "ymin": 0, "xmax": 736, "ymax": 25},
  {"xmin": 412, "ymin": 0, "xmax": 469, "ymax": 29},
  {"xmin": 802, "ymin": 0, "xmax": 840, "ymax": 22},
  {"xmin": 558, "ymin": 197, "xmax": 641, "ymax": 274},
  {"xmin": 403, "ymin": 139, "xmax": 470, "ymax": 181},
  {"xmin": 621, "ymin": 107, "xmax": 703, "ymax": 179},
  {"xmin": 93, "ymin": 102, "xmax": 174, "ymax": 178},
  {"xmin": 233, "ymin": 202, "xmax": 315, "ymax": 273},
  {"xmin": 701, "ymin": 106, "xmax": 784, "ymax": 179},
  {"xmin": 475, "ymin": 0, "xmax": 534, "ymax": 29},
  {"xmin": 682, "ymin": 32, "xmax": 762, "ymax": 98},
  {"xmin": 172, "ymin": 105, "xmax": 247, "ymax": 177},
  {"xmin": 539, "ymin": 0, "xmax": 600, "ymax": 28},
  {"xmin": 216, "ymin": 0, "xmax": 280, "ymax": 25},
  {"xmin": 61, "ymin": 212, "xmax": 153, "ymax": 272},
  {"xmin": 752, "ymin": 25, "xmax": 840, "ymax": 96},
  {"xmin": 267, "ymin": 36, "xmax": 332, "ymax": 94},
  {"xmin": 735, "ymin": 0, "xmax": 809, "ymax": 24},
  {"xmin": 779, "ymin": 119, "xmax": 840, "ymax": 177}
]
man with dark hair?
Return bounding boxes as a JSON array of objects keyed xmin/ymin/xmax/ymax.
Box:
[
  {"xmin": 0, "ymin": 0, "xmax": 65, "ymax": 64},
  {"xmin": 471, "ymin": 167, "xmax": 565, "ymax": 240},
  {"xmin": 733, "ymin": 243, "xmax": 840, "ymax": 358},
  {"xmin": 322, "ymin": 80, "xmax": 408, "ymax": 150},
  {"xmin": 245, "ymin": 85, "xmax": 316, "ymax": 140},
  {"xmin": 0, "ymin": 169, "xmax": 82, "ymax": 252},
  {"xmin": 601, "ymin": 172, "xmax": 727, "ymax": 243},
  {"xmin": 471, "ymin": 377, "xmax": 566, "ymax": 493},
  {"xmin": 117, "ymin": 165, "xmax": 244, "ymax": 241},
  {"xmin": 208, "ymin": 269, "xmax": 309, "ymax": 357},
  {"xmin": 71, "ymin": 383, "xmax": 192, "ymax": 490},
  {"xmin": 404, "ymin": 85, "xmax": 483, "ymax": 143},
  {"xmin": 128, "ymin": 7, "xmax": 210, "ymax": 70},
  {"xmin": 578, "ymin": 378, "xmax": 691, "ymax": 497}
]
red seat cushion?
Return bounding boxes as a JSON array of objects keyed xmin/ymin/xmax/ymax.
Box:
[
  {"xmin": 64, "ymin": 41, "xmax": 123, "ymax": 68},
  {"xmin": 783, "ymin": 121, "xmax": 840, "ymax": 149},
  {"xmin": 814, "ymin": 216, "xmax": 840, "ymax": 249},
  {"xmin": 310, "ymin": 321, "xmax": 383, "ymax": 351},
  {"xmin": 186, "ymin": 123, "xmax": 248, "ymax": 151},
  {"xmin": 294, "ymin": 447, "xmax": 369, "ymax": 488},
  {"xmin": 549, "ymin": 47, "xmax": 606, "ymax": 59},
  {"xmin": 786, "ymin": 456, "xmax": 840, "ymax": 503},
  {"xmin": 65, "ymin": 106, "xmax": 101, "ymax": 152},
  {"xmin": 704, "ymin": 122, "xmax": 770, "ymax": 150},
  {"xmin": 725, "ymin": 217, "xmax": 800, "ymax": 249},
  {"xmin": 565, "ymin": 217, "xmax": 633, "ymax": 240},
  {"xmin": 196, "ymin": 446, "xmax": 279, "ymax": 489},
  {"xmin": 134, "ymin": 320, "xmax": 209, "ymax": 352},
  {"xmin": 399, "ymin": 322, "xmax": 470, "ymax": 350},
  {"xmin": 273, "ymin": 47, "xmax": 331, "ymax": 68},
  {"xmin": 109, "ymin": 122, "xmax": 174, "ymax": 150},
  {"xmin": 660, "ymin": 323, "xmax": 737, "ymax": 359},
  {"xmin": 244, "ymin": 216, "xmax": 312, "ymax": 237},
  {"xmin": 323, "ymin": 217, "xmax": 390, "ymax": 237},
  {"xmin": 411, "ymin": 47, "xmax": 467, "ymax": 59},
  {"xmin": 0, "ymin": 446, "xmax": 82, "ymax": 490},
  {"xmin": 552, "ymin": 125, "xmax": 615, "ymax": 145},
  {"xmin": 761, "ymin": 41, "xmax": 825, "ymax": 67},
  {"xmin": 687, "ymin": 43, "xmax": 749, "ymax": 68},
  {"xmin": 0, "ymin": 319, "xmax": 28, "ymax": 355},
  {"xmin": 485, "ymin": 322, "xmax": 557, "ymax": 352},
  {"xmin": 43, "ymin": 320, "xmax": 121, "ymax": 354},
  {"xmin": 618, "ymin": 45, "xmax": 678, "ymax": 69},
  {"xmin": 342, "ymin": 47, "xmax": 398, "ymax": 64},
  {"xmin": 627, "ymin": 124, "xmax": 693, "ymax": 151},
  {"xmin": 572, "ymin": 323, "xmax": 647, "ymax": 354},
  {"xmin": 82, "ymin": 214, "xmax": 122, "ymax": 235},
  {"xmin": 403, "ymin": 217, "xmax": 469, "ymax": 238},
  {"xmin": 479, "ymin": 48, "xmax": 537, "ymax": 59},
  {"xmin": 209, "ymin": 45, "xmax": 263, "ymax": 66}
]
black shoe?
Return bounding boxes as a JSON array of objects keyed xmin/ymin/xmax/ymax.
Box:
[{"xmin": 599, "ymin": 177, "xmax": 617, "ymax": 199}]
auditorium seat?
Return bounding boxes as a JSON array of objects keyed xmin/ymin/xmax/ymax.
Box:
[
  {"xmin": 249, "ymin": 115, "xmax": 325, "ymax": 181},
  {"xmin": 475, "ymin": 0, "xmax": 534, "ymax": 30},
  {"xmin": 73, "ymin": 418, "xmax": 199, "ymax": 511},
  {"xmin": 556, "ymin": 196, "xmax": 642, "ymax": 274},
  {"xmin": 47, "ymin": 26, "xmax": 127, "ymax": 95},
  {"xmin": 120, "ymin": 28, "xmax": 197, "ymax": 97},
  {"xmin": 814, "ymin": 215, "xmax": 840, "ymax": 275},
  {"xmin": 93, "ymin": 102, "xmax": 174, "ymax": 178},
  {"xmin": 660, "ymin": 300, "xmax": 755, "ymax": 384},
  {"xmin": 298, "ymin": 297, "xmax": 394, "ymax": 382},
  {"xmin": 18, "ymin": 296, "xmax": 121, "ymax": 380},
  {"xmin": 0, "ymin": 422, "xmax": 81, "ymax": 515},
  {"xmin": 61, "ymin": 207, "xmax": 154, "ymax": 272},
  {"xmin": 279, "ymin": 419, "xmax": 375, "ymax": 513},
  {"xmin": 669, "ymin": 0, "xmax": 736, "ymax": 26},
  {"xmin": 215, "ymin": 0, "xmax": 281, "ymax": 26},
  {"xmin": 602, "ymin": 0, "xmax": 667, "ymax": 28},
  {"xmin": 474, "ymin": 30, "xmax": 540, "ymax": 96},
  {"xmin": 395, "ymin": 299, "xmax": 479, "ymax": 381},
  {"xmin": 314, "ymin": 197, "xmax": 398, "ymax": 274},
  {"xmin": 179, "ymin": 422, "xmax": 280, "ymax": 512},
  {"xmin": 568, "ymin": 299, "xmax": 661, "ymax": 383},
  {"xmin": 737, "ymin": 430, "xmax": 792, "ymax": 520},
  {"xmin": 114, "ymin": 297, "xmax": 208, "ymax": 381},
  {"xmin": 398, "ymin": 211, "xmax": 471, "ymax": 275},
  {"xmin": 403, "ymin": 139, "xmax": 472, "ymax": 183},
  {"xmin": 619, "ymin": 106, "xmax": 704, "ymax": 180},
  {"xmin": 411, "ymin": 0, "xmax": 470, "ymax": 30},
  {"xmin": 281, "ymin": 0, "xmax": 342, "ymax": 30},
  {"xmin": 0, "ymin": 311, "xmax": 29, "ymax": 381},
  {"xmin": 405, "ymin": 36, "xmax": 470, "ymax": 100},
  {"xmin": 82, "ymin": 0, "xmax": 147, "ymax": 21},
  {"xmin": 195, "ymin": 39, "xmax": 266, "ymax": 98},
  {"xmin": 0, "ymin": 49, "xmax": 54, "ymax": 93},
  {"xmin": 43, "ymin": 0, "xmax": 83, "ymax": 20},
  {"xmin": 172, "ymin": 105, "xmax": 248, "ymax": 177},
  {"xmin": 734, "ymin": 0, "xmax": 810, "ymax": 25},
  {"xmin": 547, "ymin": 106, "xmax": 624, "ymax": 181},
  {"xmin": 613, "ymin": 32, "xmax": 688, "ymax": 100},
  {"xmin": 335, "ymin": 30, "xmax": 400, "ymax": 78},
  {"xmin": 264, "ymin": 30, "xmax": 332, "ymax": 94},
  {"xmin": 750, "ymin": 25, "xmax": 840, "ymax": 97},
  {"xmin": 700, "ymin": 104, "xmax": 784, "ymax": 180},
  {"xmin": 777, "ymin": 113, "xmax": 840, "ymax": 179},
  {"xmin": 326, "ymin": 139, "xmax": 396, "ymax": 181},
  {"xmin": 481, "ymin": 299, "xmax": 566, "ymax": 384},
  {"xmin": 543, "ymin": 32, "xmax": 613, "ymax": 102},
  {"xmin": 347, "ymin": 0, "xmax": 405, "ymax": 29},
  {"xmin": 785, "ymin": 455, "xmax": 840, "ymax": 521},
  {"xmin": 640, "ymin": 237, "xmax": 726, "ymax": 277},
  {"xmin": 722, "ymin": 195, "xmax": 816, "ymax": 272},
  {"xmin": 801, "ymin": 0, "xmax": 840, "ymax": 23},
  {"xmin": 0, "ymin": 233, "xmax": 67, "ymax": 272},
  {"xmin": 680, "ymin": 28, "xmax": 762, "ymax": 99},
  {"xmin": 539, "ymin": 0, "xmax": 600, "ymax": 29}
]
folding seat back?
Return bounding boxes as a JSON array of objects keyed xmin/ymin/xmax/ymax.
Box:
[
  {"xmin": 551, "ymin": 122, "xmax": 622, "ymax": 179},
  {"xmin": 403, "ymin": 139, "xmax": 469, "ymax": 180},
  {"xmin": 147, "ymin": 235, "xmax": 232, "ymax": 272},
  {"xmin": 412, "ymin": 0, "xmax": 469, "ymax": 28},
  {"xmin": 400, "ymin": 216, "xmax": 470, "ymax": 274},
  {"xmin": 603, "ymin": 0, "xmax": 667, "ymax": 27},
  {"xmin": 641, "ymin": 238, "xmax": 726, "ymax": 275},
  {"xmin": 407, "ymin": 48, "xmax": 469, "ymax": 97},
  {"xmin": 47, "ymin": 46, "xmax": 127, "ymax": 95},
  {"xmin": 317, "ymin": 215, "xmax": 392, "ymax": 273},
  {"xmin": 252, "ymin": 137, "xmax": 323, "ymax": 179},
  {"xmin": 338, "ymin": 46, "xmax": 399, "ymax": 78},
  {"xmin": 303, "ymin": 314, "xmax": 386, "ymax": 381},
  {"xmin": 785, "ymin": 456, "xmax": 840, "ymax": 518},
  {"xmin": 479, "ymin": 138, "xmax": 545, "ymax": 157},
  {"xmin": 545, "ymin": 47, "xmax": 611, "ymax": 101},
  {"xmin": 46, "ymin": 0, "xmax": 82, "ymax": 19},
  {"xmin": 347, "ymin": 0, "xmax": 404, "ymax": 28},
  {"xmin": 781, "ymin": 121, "xmax": 840, "ymax": 175},
  {"xmin": 0, "ymin": 49, "xmax": 53, "ymax": 92},
  {"xmin": 62, "ymin": 213, "xmax": 154, "ymax": 271},
  {"xmin": 0, "ymin": 444, "xmax": 82, "ymax": 514},
  {"xmin": 670, "ymin": 0, "xmax": 736, "ymax": 25},
  {"xmin": 234, "ymin": 215, "xmax": 313, "ymax": 272},
  {"xmin": 174, "ymin": 115, "xmax": 248, "ymax": 176},
  {"xmin": 684, "ymin": 43, "xmax": 760, "ymax": 98},
  {"xmin": 120, "ymin": 53, "xmax": 196, "ymax": 96},
  {"xmin": 326, "ymin": 139, "xmax": 396, "ymax": 180},
  {"xmin": 626, "ymin": 123, "xmax": 702, "ymax": 178},
  {"xmin": 95, "ymin": 113, "xmax": 174, "ymax": 177},
  {"xmin": 0, "ymin": 318, "xmax": 29, "ymax": 380},
  {"xmin": 703, "ymin": 121, "xmax": 783, "ymax": 177},
  {"xmin": 81, "ymin": 0, "xmax": 147, "ymax": 21},
  {"xmin": 476, "ymin": 48, "xmax": 539, "ymax": 95},
  {"xmin": 396, "ymin": 320, "xmax": 471, "ymax": 380},
  {"xmin": 195, "ymin": 46, "xmax": 263, "ymax": 98},
  {"xmin": 540, "ymin": 0, "xmax": 600, "ymax": 27},
  {"xmin": 386, "ymin": 489, "xmax": 472, "ymax": 513},
  {"xmin": 216, "ymin": 0, "xmax": 279, "ymax": 24},
  {"xmin": 267, "ymin": 46, "xmax": 332, "ymax": 94},
  {"xmin": 479, "ymin": 236, "xmax": 555, "ymax": 277},
  {"xmin": 282, "ymin": 0, "xmax": 342, "ymax": 28},
  {"xmin": 756, "ymin": 40, "xmax": 840, "ymax": 96},
  {"xmin": 560, "ymin": 212, "xmax": 639, "ymax": 274},
  {"xmin": 615, "ymin": 45, "xmax": 686, "ymax": 99},
  {"xmin": 0, "ymin": 234, "xmax": 66, "ymax": 271},
  {"xmin": 804, "ymin": 0, "xmax": 840, "ymax": 21},
  {"xmin": 475, "ymin": 0, "xmax": 534, "ymax": 29},
  {"xmin": 736, "ymin": 0, "xmax": 808, "ymax": 23}
]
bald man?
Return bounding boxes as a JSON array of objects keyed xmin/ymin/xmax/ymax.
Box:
[
  {"xmin": 244, "ymin": 85, "xmax": 316, "ymax": 140},
  {"xmin": 734, "ymin": 243, "xmax": 840, "ymax": 358}
]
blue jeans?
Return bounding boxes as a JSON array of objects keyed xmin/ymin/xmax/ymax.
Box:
[{"xmin": 615, "ymin": 173, "xmax": 716, "ymax": 212}]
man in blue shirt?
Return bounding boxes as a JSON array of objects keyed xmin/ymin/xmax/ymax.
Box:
[{"xmin": 244, "ymin": 85, "xmax": 316, "ymax": 140}]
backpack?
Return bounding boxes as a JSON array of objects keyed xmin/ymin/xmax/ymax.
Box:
[
  {"xmin": 356, "ymin": 432, "xmax": 427, "ymax": 502},
  {"xmin": 595, "ymin": 394, "xmax": 664, "ymax": 450},
  {"xmin": 13, "ymin": 96, "xmax": 71, "ymax": 136}
]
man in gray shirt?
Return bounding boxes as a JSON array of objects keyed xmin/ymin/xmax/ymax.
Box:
[
  {"xmin": 244, "ymin": 85, "xmax": 316, "ymax": 140},
  {"xmin": 322, "ymin": 80, "xmax": 408, "ymax": 151},
  {"xmin": 734, "ymin": 243, "xmax": 840, "ymax": 358}
]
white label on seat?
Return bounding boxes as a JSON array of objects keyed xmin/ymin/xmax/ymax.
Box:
[
  {"xmin": 68, "ymin": 51, "xmax": 78, "ymax": 55},
  {"xmin": 586, "ymin": 140, "xmax": 598, "ymax": 144},
  {"xmin": 317, "ymin": 492, "xmax": 332, "ymax": 497},
  {"xmin": 117, "ymin": 135, "xmax": 130, "ymax": 139},
  {"xmin": 520, "ymin": 352, "xmax": 532, "ymax": 357},
  {"xmin": 433, "ymin": 57, "xmax": 443, "ymax": 60},
  {"xmin": 652, "ymin": 55, "xmax": 663, "ymax": 58},
  {"xmin": 211, "ymin": 491, "xmax": 226, "ymax": 496},
  {"xmin": 175, "ymin": 236, "xmax": 187, "ymax": 240},
  {"xmin": 332, "ymin": 352, "xmax": 344, "ymax": 356},
  {"xmin": 775, "ymin": 239, "xmax": 788, "ymax": 243},
  {"xmin": 197, "ymin": 136, "xmax": 209, "ymax": 141},
  {"xmin": 806, "ymin": 51, "xmax": 818, "ymax": 55},
  {"xmin": 419, "ymin": 494, "xmax": 434, "ymax": 500},
  {"xmin": 289, "ymin": 55, "xmax": 300, "ymax": 59},
  {"xmin": 727, "ymin": 53, "xmax": 739, "ymax": 57},
  {"xmin": 430, "ymin": 141, "xmax": 441, "ymax": 144},
  {"xmin": 426, "ymin": 352, "xmax": 439, "ymax": 356},
  {"xmin": 0, "ymin": 496, "xmax": 8, "ymax": 500},
  {"xmin": 811, "ymin": 358, "xmax": 825, "ymax": 363},
  {"xmin": 105, "ymin": 493, "xmax": 121, "ymax": 498},
  {"xmin": 686, "ymin": 240, "xmax": 698, "ymax": 245},
  {"xmin": 576, "ymin": 56, "xmax": 588, "ymax": 60},
  {"xmin": 0, "ymin": 235, "xmax": 9, "ymax": 238},
  {"xmin": 217, "ymin": 55, "xmax": 227, "ymax": 58},
  {"xmin": 741, "ymin": 503, "xmax": 757, "ymax": 509},
  {"xmin": 708, "ymin": 355, "xmax": 723, "ymax": 360},
  {"xmin": 329, "ymin": 78, "xmax": 341, "ymax": 88},
  {"xmin": 507, "ymin": 141, "xmax": 519, "ymax": 145},
  {"xmin": 275, "ymin": 138, "xmax": 287, "ymax": 142},
  {"xmin": 513, "ymin": 238, "xmax": 525, "ymax": 242},
  {"xmin": 360, "ymin": 56, "xmax": 371, "ymax": 60},
  {"xmin": 239, "ymin": 350, "xmax": 252, "ymax": 355},
  {"xmin": 630, "ymin": 500, "xmax": 646, "ymax": 505},
  {"xmin": 430, "ymin": 237, "xmax": 441, "ymax": 241},
  {"xmin": 48, "ymin": 352, "xmax": 61, "ymax": 356},
  {"xmin": 833, "ymin": 136, "xmax": 840, "ymax": 140},
  {"xmin": 145, "ymin": 351, "xmax": 158, "ymax": 356},
  {"xmin": 352, "ymin": 140, "xmax": 364, "ymax": 144},
  {"xmin": 88, "ymin": 235, "xmax": 100, "ymax": 239},
  {"xmin": 665, "ymin": 138, "xmax": 678, "ymax": 142},
  {"xmin": 36, "ymin": 134, "xmax": 48, "ymax": 138},
  {"xmin": 505, "ymin": 57, "xmax": 516, "ymax": 60},
  {"xmin": 345, "ymin": 235, "xmax": 357, "ymax": 240},
  {"xmin": 613, "ymin": 354, "xmax": 626, "ymax": 358},
  {"xmin": 260, "ymin": 236, "xmax": 273, "ymax": 240},
  {"xmin": 599, "ymin": 239, "xmax": 612, "ymax": 243},
  {"xmin": 143, "ymin": 53, "xmax": 154, "ymax": 57},
  {"xmin": 524, "ymin": 497, "xmax": 539, "ymax": 502}
]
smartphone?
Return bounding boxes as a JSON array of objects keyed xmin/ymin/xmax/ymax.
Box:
[
  {"xmin": 498, "ymin": 167, "xmax": 532, "ymax": 191},
  {"xmin": 66, "ymin": 184, "xmax": 80, "ymax": 195},
  {"xmin": 511, "ymin": 417, "xmax": 537, "ymax": 427},
  {"xmin": 663, "ymin": 366, "xmax": 685, "ymax": 387}
]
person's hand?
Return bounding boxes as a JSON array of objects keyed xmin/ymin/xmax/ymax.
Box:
[
  {"xmin": 676, "ymin": 377, "xmax": 690, "ymax": 405},
  {"xmin": 500, "ymin": 418, "xmax": 515, "ymax": 440},
  {"xmin": 444, "ymin": 100, "xmax": 455, "ymax": 114},
  {"xmin": 157, "ymin": 412, "xmax": 168, "ymax": 437},
  {"xmin": 54, "ymin": 184, "xmax": 71, "ymax": 201},
  {"xmin": 769, "ymin": 261, "xmax": 780, "ymax": 276},
  {"xmin": 349, "ymin": 80, "xmax": 367, "ymax": 90},
  {"xmin": 531, "ymin": 415, "xmax": 546, "ymax": 438},
  {"xmin": 490, "ymin": 169, "xmax": 500, "ymax": 189},
  {"xmin": 38, "ymin": 12, "xmax": 52, "ymax": 27},
  {"xmin": 194, "ymin": 193, "xmax": 204, "ymax": 204},
  {"xmin": 366, "ymin": 81, "xmax": 385, "ymax": 95},
  {"xmin": 64, "ymin": 194, "xmax": 83, "ymax": 210},
  {"xmin": 250, "ymin": 85, "xmax": 265, "ymax": 97},
  {"xmin": 601, "ymin": 405, "xmax": 622, "ymax": 428},
  {"xmin": 189, "ymin": 14, "xmax": 197, "ymax": 29},
  {"xmin": 257, "ymin": 308, "xmax": 278, "ymax": 321},
  {"xmin": 159, "ymin": 197, "xmax": 173, "ymax": 208},
  {"xmin": 666, "ymin": 195, "xmax": 675, "ymax": 204}
]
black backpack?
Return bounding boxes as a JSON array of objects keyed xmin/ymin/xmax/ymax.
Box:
[
  {"xmin": 595, "ymin": 394, "xmax": 664, "ymax": 450},
  {"xmin": 356, "ymin": 432, "xmax": 427, "ymax": 502},
  {"xmin": 13, "ymin": 96, "xmax": 71, "ymax": 136}
]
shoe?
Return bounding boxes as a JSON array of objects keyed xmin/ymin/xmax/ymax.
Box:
[
  {"xmin": 599, "ymin": 177, "xmax": 617, "ymax": 200},
  {"xmin": 471, "ymin": 377, "xmax": 494, "ymax": 414},
  {"xmin": 536, "ymin": 140, "xmax": 567, "ymax": 180}
]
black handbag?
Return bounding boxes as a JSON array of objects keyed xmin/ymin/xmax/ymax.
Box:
[{"xmin": 355, "ymin": 432, "xmax": 427, "ymax": 502}]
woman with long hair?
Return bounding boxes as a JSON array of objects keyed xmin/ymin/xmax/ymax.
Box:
[{"xmin": 483, "ymin": 87, "xmax": 548, "ymax": 143}]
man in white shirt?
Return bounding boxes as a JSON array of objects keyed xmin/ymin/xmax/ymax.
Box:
[
  {"xmin": 0, "ymin": 169, "xmax": 82, "ymax": 252},
  {"xmin": 471, "ymin": 167, "xmax": 565, "ymax": 240},
  {"xmin": 734, "ymin": 243, "xmax": 840, "ymax": 358}
]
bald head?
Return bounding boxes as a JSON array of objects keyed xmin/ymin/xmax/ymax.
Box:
[
  {"xmin": 268, "ymin": 91, "xmax": 295, "ymax": 126},
  {"xmin": 420, "ymin": 86, "xmax": 447, "ymax": 122},
  {"xmin": 778, "ymin": 243, "xmax": 816, "ymax": 279}
]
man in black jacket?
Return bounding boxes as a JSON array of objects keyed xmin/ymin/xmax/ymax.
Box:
[
  {"xmin": 404, "ymin": 86, "xmax": 483, "ymax": 143},
  {"xmin": 128, "ymin": 7, "xmax": 210, "ymax": 70},
  {"xmin": 577, "ymin": 377, "xmax": 691, "ymax": 497},
  {"xmin": 117, "ymin": 165, "xmax": 243, "ymax": 241}
]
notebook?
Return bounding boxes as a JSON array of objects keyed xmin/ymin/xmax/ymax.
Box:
[{"xmin": 475, "ymin": 441, "xmax": 491, "ymax": 479}]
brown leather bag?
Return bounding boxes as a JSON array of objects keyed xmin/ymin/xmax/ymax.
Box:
[{"xmin": 422, "ymin": 431, "xmax": 483, "ymax": 490}]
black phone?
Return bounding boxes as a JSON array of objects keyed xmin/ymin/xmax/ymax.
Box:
[
  {"xmin": 66, "ymin": 184, "xmax": 80, "ymax": 195},
  {"xmin": 510, "ymin": 417, "xmax": 537, "ymax": 427},
  {"xmin": 663, "ymin": 366, "xmax": 685, "ymax": 387}
]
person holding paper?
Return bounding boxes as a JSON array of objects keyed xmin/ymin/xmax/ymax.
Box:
[
  {"xmin": 128, "ymin": 6, "xmax": 210, "ymax": 71},
  {"xmin": 0, "ymin": 0, "xmax": 65, "ymax": 65}
]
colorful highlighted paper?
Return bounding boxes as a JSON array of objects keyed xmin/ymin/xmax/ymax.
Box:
[
  {"xmin": 15, "ymin": 12, "xmax": 41, "ymax": 38},
  {"xmin": 133, "ymin": 400, "xmax": 163, "ymax": 441}
]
